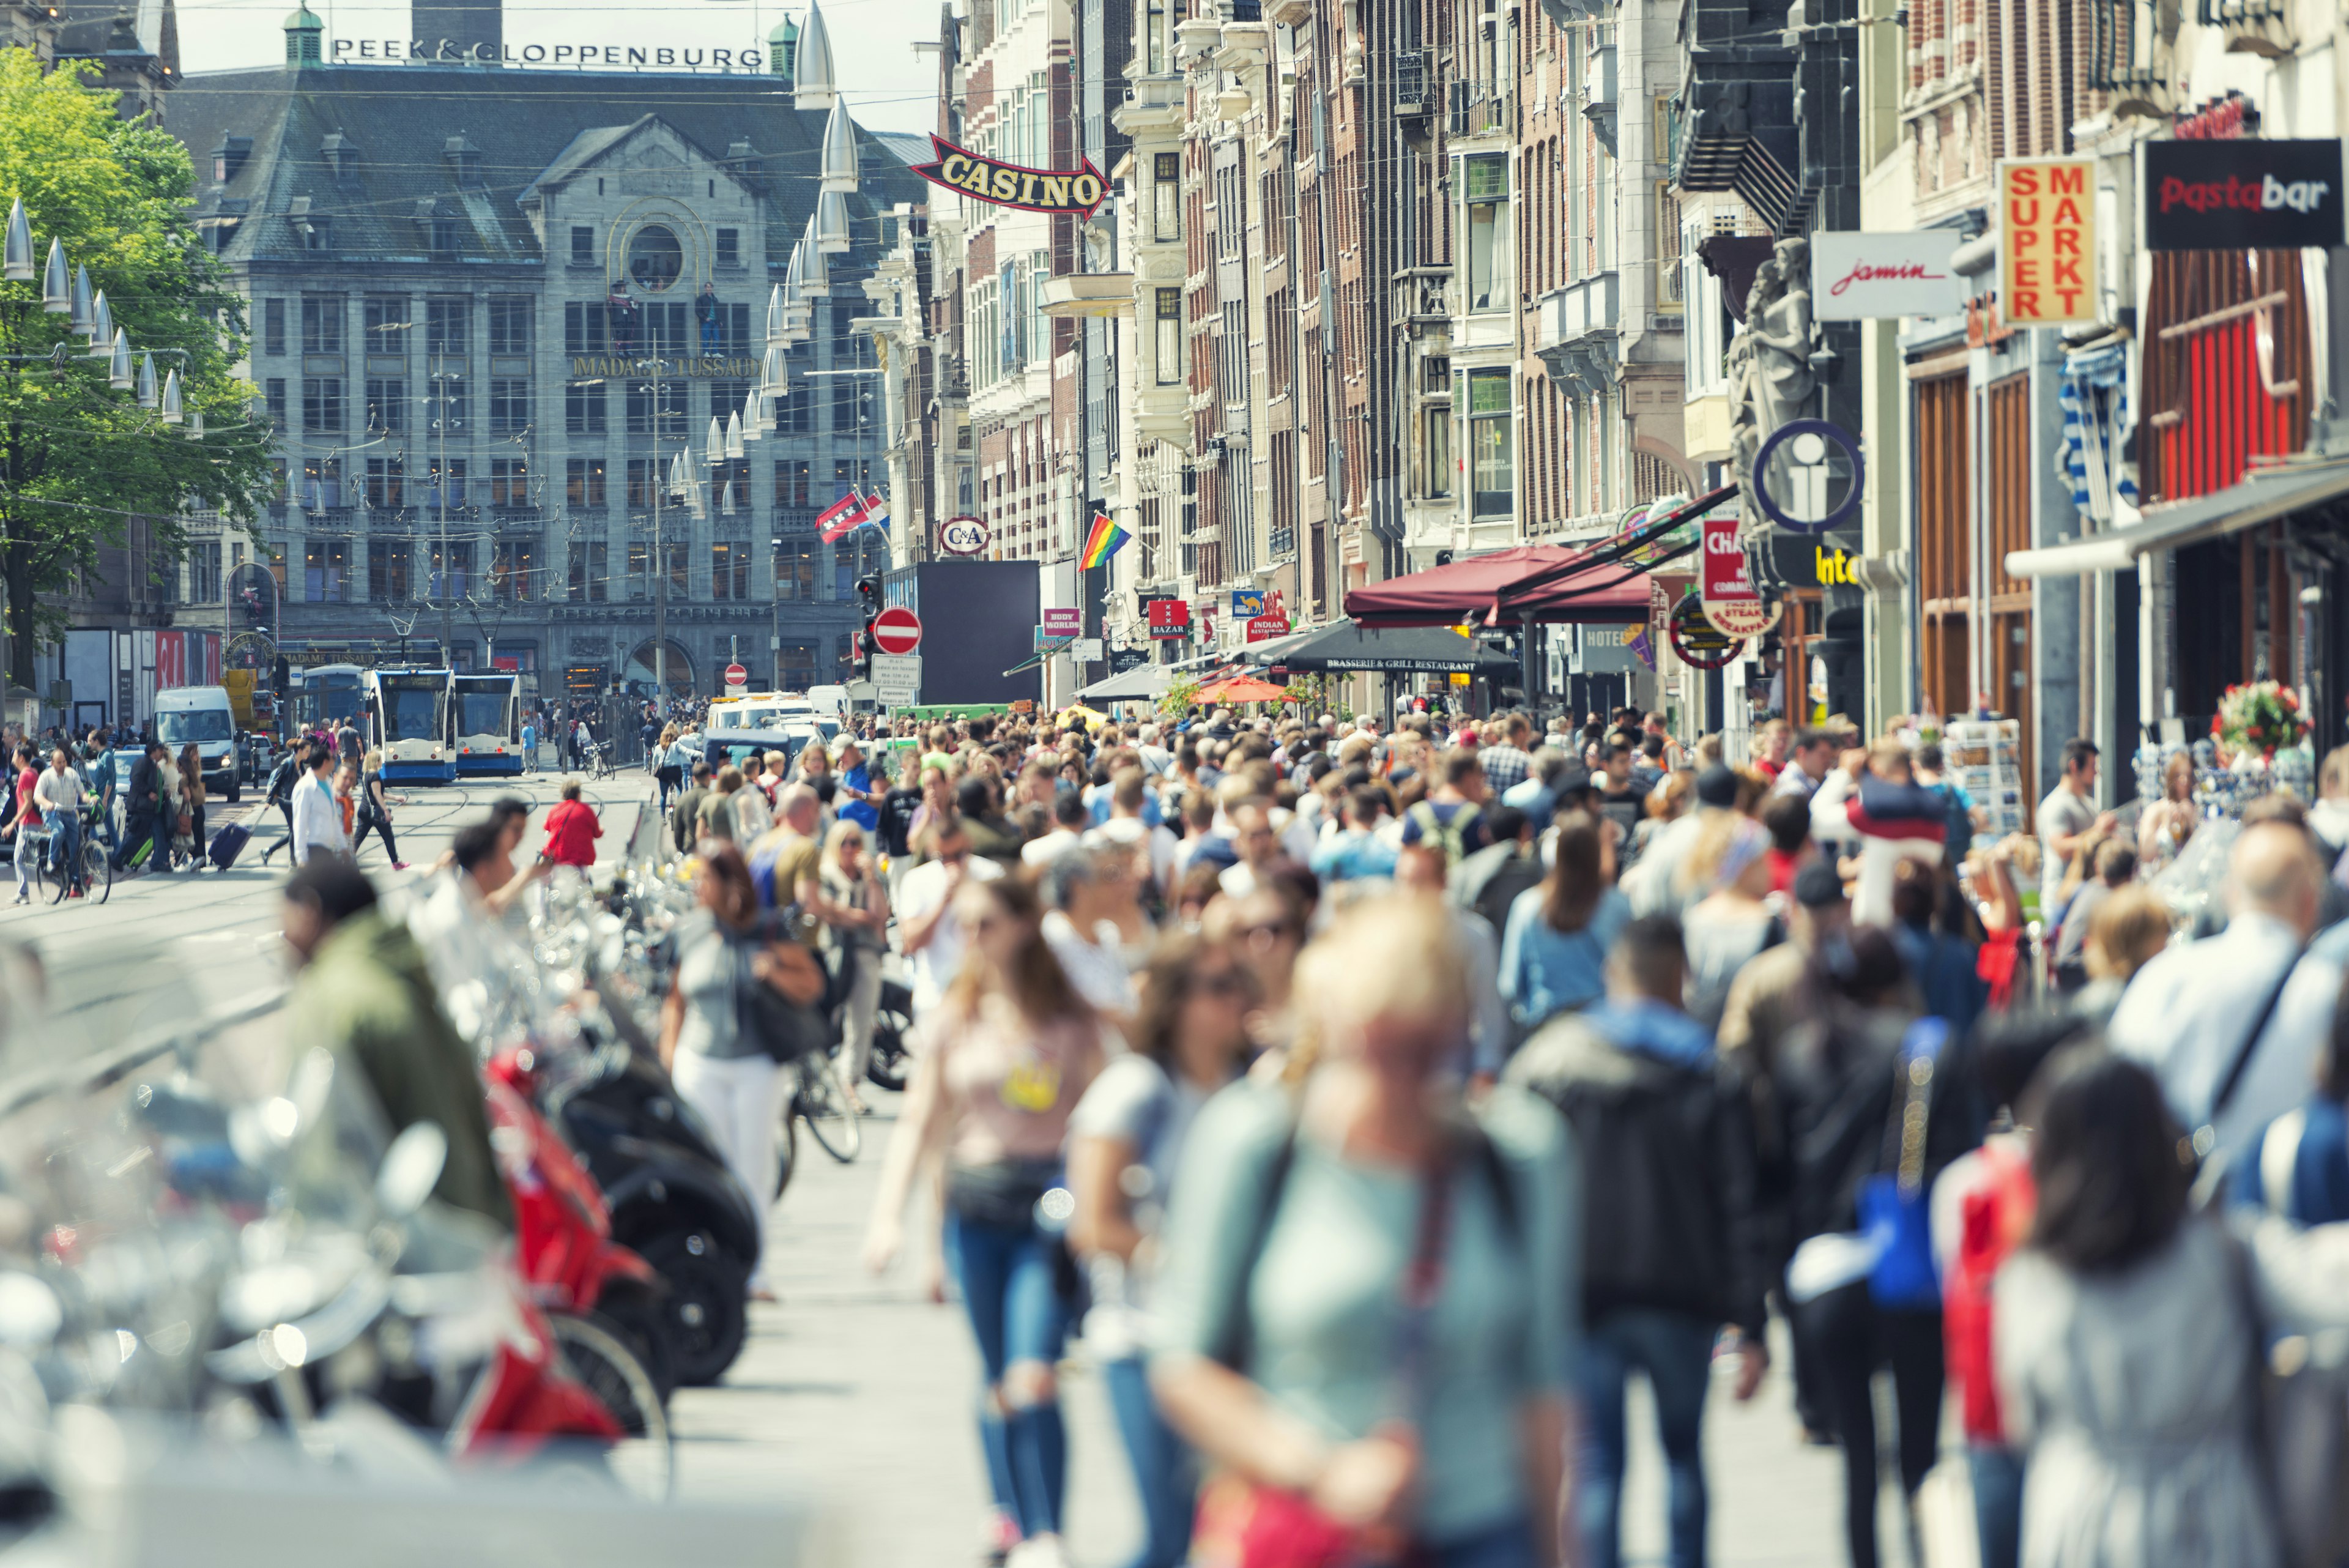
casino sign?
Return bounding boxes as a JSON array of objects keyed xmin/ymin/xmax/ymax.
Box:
[{"xmin": 909, "ymin": 136, "xmax": 1110, "ymax": 218}]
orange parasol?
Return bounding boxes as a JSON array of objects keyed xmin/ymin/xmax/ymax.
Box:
[{"xmin": 1197, "ymin": 675, "xmax": 1296, "ymax": 704}]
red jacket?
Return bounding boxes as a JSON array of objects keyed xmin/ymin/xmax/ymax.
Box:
[{"xmin": 541, "ymin": 799, "xmax": 601, "ymax": 867}]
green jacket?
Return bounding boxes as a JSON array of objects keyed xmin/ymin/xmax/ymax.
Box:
[
  {"xmin": 672, "ymin": 785, "xmax": 710, "ymax": 853},
  {"xmin": 289, "ymin": 908, "xmax": 513, "ymax": 1230}
]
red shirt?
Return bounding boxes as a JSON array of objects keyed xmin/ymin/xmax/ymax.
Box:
[
  {"xmin": 541, "ymin": 798, "xmax": 601, "ymax": 867},
  {"xmin": 13, "ymin": 767, "xmax": 38, "ymax": 829}
]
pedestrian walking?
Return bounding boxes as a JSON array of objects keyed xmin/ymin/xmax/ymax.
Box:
[
  {"xmin": 863, "ymin": 874, "xmax": 1107, "ymax": 1568},
  {"xmin": 1067, "ymin": 932, "xmax": 1255, "ymax": 1568},
  {"xmin": 6, "ymin": 744, "xmax": 39, "ymax": 904},
  {"xmin": 347, "ymin": 750, "xmax": 407, "ymax": 871},
  {"xmin": 289, "ymin": 743, "xmax": 347, "ymax": 866},
  {"xmin": 1499, "ymin": 808, "xmax": 1630, "ymax": 1033},
  {"xmin": 1150, "ymin": 896, "xmax": 1572, "ymax": 1568},
  {"xmin": 818, "ymin": 819, "xmax": 888, "ymax": 1115},
  {"xmin": 654, "ymin": 723, "xmax": 683, "ymax": 810},
  {"xmin": 541, "ymin": 778, "xmax": 601, "ymax": 870},
  {"xmin": 258, "ymin": 744, "xmax": 304, "ymax": 866},
  {"xmin": 176, "ymin": 743, "xmax": 208, "ymax": 875},
  {"xmin": 113, "ymin": 740, "xmax": 171, "ymax": 874}
]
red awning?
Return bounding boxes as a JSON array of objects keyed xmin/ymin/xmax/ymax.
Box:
[{"xmin": 1346, "ymin": 545, "xmax": 1655, "ymax": 627}]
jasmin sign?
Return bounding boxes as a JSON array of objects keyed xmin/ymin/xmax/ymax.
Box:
[
  {"xmin": 1998, "ymin": 158, "xmax": 2100, "ymax": 325},
  {"xmin": 1811, "ymin": 231, "xmax": 1965, "ymax": 320}
]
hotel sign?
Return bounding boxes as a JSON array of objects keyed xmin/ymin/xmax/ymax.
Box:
[
  {"xmin": 908, "ymin": 136, "xmax": 1108, "ymax": 218},
  {"xmin": 570, "ymin": 355, "xmax": 760, "ymax": 379}
]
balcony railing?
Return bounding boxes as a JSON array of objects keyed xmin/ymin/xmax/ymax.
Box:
[{"xmin": 1394, "ymin": 49, "xmax": 1430, "ymax": 115}]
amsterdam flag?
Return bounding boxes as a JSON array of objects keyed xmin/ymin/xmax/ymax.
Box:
[{"xmin": 817, "ymin": 491, "xmax": 870, "ymax": 543}]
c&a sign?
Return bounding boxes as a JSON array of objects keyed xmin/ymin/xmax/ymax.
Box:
[
  {"xmin": 910, "ymin": 136, "xmax": 1108, "ymax": 218},
  {"xmin": 1998, "ymin": 158, "xmax": 2099, "ymax": 324}
]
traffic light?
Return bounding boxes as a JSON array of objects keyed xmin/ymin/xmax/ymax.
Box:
[{"xmin": 854, "ymin": 574, "xmax": 881, "ymax": 677}]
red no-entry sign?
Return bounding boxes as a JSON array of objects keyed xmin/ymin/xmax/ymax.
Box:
[
  {"xmin": 872, "ymin": 605, "xmax": 923, "ymax": 656},
  {"xmin": 724, "ymin": 663, "xmax": 749, "ymax": 686}
]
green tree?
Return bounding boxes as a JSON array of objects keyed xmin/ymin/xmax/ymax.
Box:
[{"xmin": 0, "ymin": 48, "xmax": 272, "ymax": 686}]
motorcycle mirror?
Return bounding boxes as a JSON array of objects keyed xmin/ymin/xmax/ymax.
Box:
[{"xmin": 376, "ymin": 1121, "xmax": 447, "ymax": 1219}]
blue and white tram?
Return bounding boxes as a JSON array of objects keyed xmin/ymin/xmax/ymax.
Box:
[
  {"xmin": 366, "ymin": 668, "xmax": 457, "ymax": 784},
  {"xmin": 449, "ymin": 672, "xmax": 522, "ymax": 777},
  {"xmin": 289, "ymin": 663, "xmax": 366, "ymax": 738}
]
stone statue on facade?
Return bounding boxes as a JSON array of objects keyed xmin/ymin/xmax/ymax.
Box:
[{"xmin": 1728, "ymin": 239, "xmax": 1819, "ymax": 535}]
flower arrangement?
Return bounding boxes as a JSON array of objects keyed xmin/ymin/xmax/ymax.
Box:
[{"xmin": 2213, "ymin": 680, "xmax": 2308, "ymax": 760}]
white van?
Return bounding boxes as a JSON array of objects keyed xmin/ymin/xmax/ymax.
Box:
[
  {"xmin": 153, "ymin": 685, "xmax": 240, "ymax": 801},
  {"xmin": 804, "ymin": 685, "xmax": 850, "ymax": 737}
]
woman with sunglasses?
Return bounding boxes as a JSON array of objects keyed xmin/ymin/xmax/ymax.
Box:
[
  {"xmin": 1069, "ymin": 933, "xmax": 1256, "ymax": 1568},
  {"xmin": 864, "ymin": 874, "xmax": 1107, "ymax": 1568}
]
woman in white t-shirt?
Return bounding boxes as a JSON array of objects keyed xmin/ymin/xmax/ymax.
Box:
[{"xmin": 1067, "ymin": 932, "xmax": 1255, "ymax": 1568}]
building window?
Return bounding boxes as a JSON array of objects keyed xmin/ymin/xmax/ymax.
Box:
[
  {"xmin": 566, "ymin": 457, "xmax": 607, "ymax": 508},
  {"xmin": 1154, "ymin": 288, "xmax": 1181, "ymax": 385},
  {"xmin": 487, "ymin": 298, "xmax": 533, "ymax": 355},
  {"xmin": 368, "ymin": 540, "xmax": 411, "ymax": 601},
  {"xmin": 489, "ymin": 457, "xmax": 529, "ymax": 508},
  {"xmin": 304, "ymin": 539, "xmax": 348, "ymax": 602},
  {"xmin": 570, "ymin": 226, "xmax": 593, "ymax": 266},
  {"xmin": 564, "ymin": 301, "xmax": 609, "ymax": 355},
  {"xmin": 428, "ymin": 372, "xmax": 467, "ymax": 433},
  {"xmin": 1153, "ymin": 152, "xmax": 1180, "ymax": 241},
  {"xmin": 425, "ymin": 297, "xmax": 469, "ymax": 356},
  {"xmin": 302, "ymin": 376, "xmax": 343, "ymax": 433},
  {"xmin": 427, "ymin": 541, "xmax": 472, "ymax": 599},
  {"xmin": 363, "ymin": 457, "xmax": 403, "ymax": 509},
  {"xmin": 1463, "ymin": 155, "xmax": 1511, "ymax": 313},
  {"xmin": 423, "ymin": 458, "xmax": 467, "ymax": 510},
  {"xmin": 188, "ymin": 543, "xmax": 221, "ymax": 606},
  {"xmin": 365, "ymin": 376, "xmax": 404, "ymax": 432},
  {"xmin": 488, "ymin": 541, "xmax": 536, "ymax": 602},
  {"xmin": 300, "ymin": 456, "xmax": 343, "ymax": 510},
  {"xmin": 300, "ymin": 295, "xmax": 343, "ymax": 354},
  {"xmin": 568, "ymin": 540, "xmax": 609, "ymax": 602},
  {"xmin": 774, "ymin": 459, "xmax": 809, "ymax": 507},
  {"xmin": 1426, "ymin": 406, "xmax": 1452, "ymax": 498},
  {"xmin": 268, "ymin": 457, "xmax": 288, "ymax": 503},
  {"xmin": 708, "ymin": 378, "xmax": 749, "ymax": 430},
  {"xmin": 711, "ymin": 541, "xmax": 749, "ymax": 600},
  {"xmin": 363, "ymin": 295, "xmax": 407, "ymax": 356},
  {"xmin": 262, "ymin": 298, "xmax": 285, "ymax": 356},
  {"xmin": 431, "ymin": 216, "xmax": 461, "ymax": 256},
  {"xmin": 773, "ymin": 377, "xmax": 814, "ymax": 433},
  {"xmin": 626, "ymin": 540, "xmax": 648, "ymax": 599},
  {"xmin": 715, "ymin": 228, "xmax": 740, "ymax": 269},
  {"xmin": 488, "ymin": 377, "xmax": 532, "ymax": 434},
  {"xmin": 1468, "ymin": 370, "xmax": 1512, "ymax": 516},
  {"xmin": 625, "ymin": 458, "xmax": 656, "ymax": 511},
  {"xmin": 833, "ymin": 543, "xmax": 855, "ymax": 600},
  {"xmin": 1146, "ymin": 0, "xmax": 1166, "ymax": 70},
  {"xmin": 667, "ymin": 541, "xmax": 689, "ymax": 596},
  {"xmin": 779, "ymin": 639, "xmax": 815, "ymax": 691},
  {"xmin": 721, "ymin": 459, "xmax": 751, "ymax": 511},
  {"xmin": 774, "ymin": 537, "xmax": 814, "ymax": 600},
  {"xmin": 264, "ymin": 377, "xmax": 286, "ymax": 427},
  {"xmin": 625, "ymin": 379, "xmax": 686, "ymax": 436},
  {"xmin": 565, "ymin": 379, "xmax": 606, "ymax": 434}
]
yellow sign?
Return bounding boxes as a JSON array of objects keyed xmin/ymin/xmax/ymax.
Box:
[
  {"xmin": 1448, "ymin": 672, "xmax": 1472, "ymax": 687},
  {"xmin": 1998, "ymin": 158, "xmax": 2098, "ymax": 324}
]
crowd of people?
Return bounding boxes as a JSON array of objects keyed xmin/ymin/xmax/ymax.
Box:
[{"xmin": 650, "ymin": 696, "xmax": 2349, "ymax": 1568}]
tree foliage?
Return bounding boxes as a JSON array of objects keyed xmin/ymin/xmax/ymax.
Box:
[{"xmin": 0, "ymin": 48, "xmax": 272, "ymax": 682}]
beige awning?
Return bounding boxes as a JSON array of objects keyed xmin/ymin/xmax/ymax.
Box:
[{"xmin": 2005, "ymin": 456, "xmax": 2349, "ymax": 578}]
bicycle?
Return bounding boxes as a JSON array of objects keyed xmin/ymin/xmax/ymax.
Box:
[
  {"xmin": 771, "ymin": 1046, "xmax": 860, "ymax": 1197},
  {"xmin": 582, "ymin": 740, "xmax": 617, "ymax": 781},
  {"xmin": 25, "ymin": 807, "xmax": 111, "ymax": 905}
]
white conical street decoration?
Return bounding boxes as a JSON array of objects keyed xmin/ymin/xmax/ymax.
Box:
[
  {"xmin": 185, "ymin": 407, "xmax": 203, "ymax": 438},
  {"xmin": 160, "ymin": 367, "xmax": 183, "ymax": 425},
  {"xmin": 107, "ymin": 329, "xmax": 132, "ymax": 390},
  {"xmin": 815, "ymin": 189, "xmax": 851, "ymax": 256},
  {"xmin": 764, "ymin": 283, "xmax": 789, "ymax": 351},
  {"xmin": 798, "ymin": 215, "xmax": 829, "ymax": 299},
  {"xmin": 819, "ymin": 99, "xmax": 859, "ymax": 197},
  {"xmin": 795, "ymin": 2, "xmax": 836, "ymax": 111},
  {"xmin": 725, "ymin": 411, "xmax": 744, "ymax": 459},
  {"xmin": 4, "ymin": 198, "xmax": 32, "ymax": 283},
  {"xmin": 666, "ymin": 450, "xmax": 685, "ymax": 498},
  {"xmin": 41, "ymin": 238, "xmax": 69, "ymax": 313},
  {"xmin": 705, "ymin": 415, "xmax": 724, "ymax": 469},
  {"xmin": 69, "ymin": 266, "xmax": 92, "ymax": 336},
  {"xmin": 740, "ymin": 385, "xmax": 765, "ymax": 442},
  {"xmin": 87, "ymin": 291, "xmax": 112, "ymax": 356},
  {"xmin": 761, "ymin": 346, "xmax": 787, "ymax": 396},
  {"xmin": 135, "ymin": 352, "xmax": 158, "ymax": 409}
]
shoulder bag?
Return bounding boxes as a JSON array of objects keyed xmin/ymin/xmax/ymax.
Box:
[
  {"xmin": 730, "ymin": 927, "xmax": 834, "ymax": 1064},
  {"xmin": 1858, "ymin": 1016, "xmax": 1949, "ymax": 1309}
]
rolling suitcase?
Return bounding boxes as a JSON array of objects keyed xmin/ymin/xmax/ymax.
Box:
[{"xmin": 207, "ymin": 820, "xmax": 252, "ymax": 871}]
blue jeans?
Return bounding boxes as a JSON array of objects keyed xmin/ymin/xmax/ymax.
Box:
[
  {"xmin": 1103, "ymin": 1354, "xmax": 1194, "ymax": 1568},
  {"xmin": 1578, "ymin": 1308, "xmax": 1718, "ymax": 1568},
  {"xmin": 47, "ymin": 811, "xmax": 79, "ymax": 880},
  {"xmin": 945, "ymin": 1208, "xmax": 1071, "ymax": 1541},
  {"xmin": 1423, "ymin": 1520, "xmax": 1539, "ymax": 1568},
  {"xmin": 1969, "ymin": 1443, "xmax": 2024, "ymax": 1568}
]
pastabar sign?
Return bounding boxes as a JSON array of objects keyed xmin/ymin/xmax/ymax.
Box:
[
  {"xmin": 2145, "ymin": 138, "xmax": 2343, "ymax": 251},
  {"xmin": 1998, "ymin": 159, "xmax": 2099, "ymax": 325},
  {"xmin": 908, "ymin": 136, "xmax": 1108, "ymax": 218},
  {"xmin": 1811, "ymin": 232, "xmax": 1964, "ymax": 320}
]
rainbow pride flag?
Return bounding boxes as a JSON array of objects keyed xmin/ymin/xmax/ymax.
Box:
[{"xmin": 1078, "ymin": 511, "xmax": 1129, "ymax": 569}]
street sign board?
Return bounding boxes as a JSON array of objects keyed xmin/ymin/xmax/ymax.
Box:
[
  {"xmin": 1073, "ymin": 638, "xmax": 1105, "ymax": 662},
  {"xmin": 1247, "ymin": 614, "xmax": 1291, "ymax": 643},
  {"xmin": 1698, "ymin": 513, "xmax": 1779, "ymax": 639},
  {"xmin": 1041, "ymin": 607, "xmax": 1083, "ymax": 640},
  {"xmin": 870, "ymin": 653, "xmax": 922, "ymax": 706},
  {"xmin": 1145, "ymin": 598, "xmax": 1190, "ymax": 639},
  {"xmin": 724, "ymin": 662, "xmax": 749, "ymax": 687},
  {"xmin": 871, "ymin": 605, "xmax": 923, "ymax": 655}
]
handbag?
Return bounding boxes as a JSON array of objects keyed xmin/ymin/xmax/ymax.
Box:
[
  {"xmin": 731, "ymin": 931, "xmax": 834, "ymax": 1063},
  {"xmin": 1859, "ymin": 1016, "xmax": 1949, "ymax": 1310}
]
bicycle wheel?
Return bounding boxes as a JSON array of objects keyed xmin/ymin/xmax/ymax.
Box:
[
  {"xmin": 866, "ymin": 984, "xmax": 915, "ymax": 1092},
  {"xmin": 78, "ymin": 839, "xmax": 110, "ymax": 905},
  {"xmin": 796, "ymin": 1057, "xmax": 861, "ymax": 1164},
  {"xmin": 548, "ymin": 1311, "xmax": 675, "ymax": 1502},
  {"xmin": 42, "ymin": 844, "xmax": 65, "ymax": 905}
]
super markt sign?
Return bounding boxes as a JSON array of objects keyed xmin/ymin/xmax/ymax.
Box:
[
  {"xmin": 1997, "ymin": 158, "xmax": 2099, "ymax": 325},
  {"xmin": 909, "ymin": 136, "xmax": 1108, "ymax": 218}
]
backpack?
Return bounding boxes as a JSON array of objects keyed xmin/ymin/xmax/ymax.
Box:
[{"xmin": 1405, "ymin": 798, "xmax": 1484, "ymax": 871}]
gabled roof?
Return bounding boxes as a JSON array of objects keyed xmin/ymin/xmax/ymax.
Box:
[{"xmin": 519, "ymin": 117, "xmax": 655, "ymax": 206}]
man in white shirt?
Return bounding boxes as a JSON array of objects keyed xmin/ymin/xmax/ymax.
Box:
[
  {"xmin": 1086, "ymin": 768, "xmax": 1179, "ymax": 896},
  {"xmin": 897, "ymin": 819, "xmax": 1004, "ymax": 1018},
  {"xmin": 1021, "ymin": 790, "xmax": 1091, "ymax": 868},
  {"xmin": 32, "ymin": 744, "xmax": 85, "ymax": 883},
  {"xmin": 2111, "ymin": 819, "xmax": 2342, "ymax": 1161},
  {"xmin": 1770, "ymin": 726, "xmax": 1838, "ymax": 799},
  {"xmin": 289, "ymin": 743, "xmax": 348, "ymax": 866},
  {"xmin": 1038, "ymin": 843, "xmax": 1137, "ymax": 1026}
]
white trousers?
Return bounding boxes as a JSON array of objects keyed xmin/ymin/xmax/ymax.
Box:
[
  {"xmin": 836, "ymin": 946, "xmax": 882, "ymax": 1096},
  {"xmin": 670, "ymin": 1049, "xmax": 789, "ymax": 1285}
]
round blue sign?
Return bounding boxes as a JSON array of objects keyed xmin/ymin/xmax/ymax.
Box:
[{"xmin": 1752, "ymin": 419, "xmax": 1865, "ymax": 534}]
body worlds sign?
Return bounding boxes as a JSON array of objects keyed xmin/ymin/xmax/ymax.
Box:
[
  {"xmin": 2143, "ymin": 138, "xmax": 2343, "ymax": 251},
  {"xmin": 1998, "ymin": 158, "xmax": 2099, "ymax": 324},
  {"xmin": 908, "ymin": 136, "xmax": 1108, "ymax": 217}
]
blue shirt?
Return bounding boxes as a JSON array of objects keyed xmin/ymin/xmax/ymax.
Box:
[
  {"xmin": 1499, "ymin": 885, "xmax": 1631, "ymax": 1029},
  {"xmin": 1088, "ymin": 785, "xmax": 1163, "ymax": 828},
  {"xmin": 2233, "ymin": 1098, "xmax": 2349, "ymax": 1225},
  {"xmin": 838, "ymin": 764, "xmax": 878, "ymax": 831},
  {"xmin": 1310, "ymin": 828, "xmax": 1399, "ymax": 883},
  {"xmin": 520, "ymin": 724, "xmax": 536, "ymax": 750},
  {"xmin": 1501, "ymin": 775, "xmax": 1555, "ymax": 827}
]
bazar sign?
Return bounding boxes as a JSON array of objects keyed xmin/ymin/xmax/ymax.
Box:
[
  {"xmin": 908, "ymin": 136, "xmax": 1108, "ymax": 218},
  {"xmin": 2144, "ymin": 138, "xmax": 2343, "ymax": 251},
  {"xmin": 1145, "ymin": 598, "xmax": 1190, "ymax": 639},
  {"xmin": 329, "ymin": 36, "xmax": 768, "ymax": 68},
  {"xmin": 1998, "ymin": 158, "xmax": 2099, "ymax": 324},
  {"xmin": 1811, "ymin": 232, "xmax": 1965, "ymax": 320}
]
